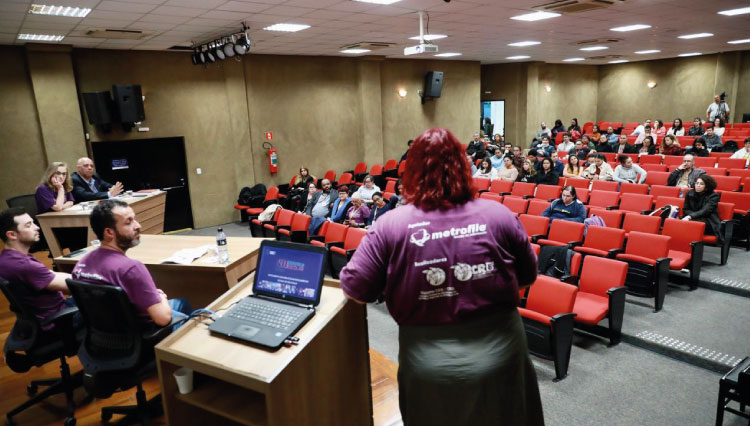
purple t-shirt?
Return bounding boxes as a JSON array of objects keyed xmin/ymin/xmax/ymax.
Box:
[
  {"xmin": 346, "ymin": 205, "xmax": 371, "ymax": 227},
  {"xmin": 35, "ymin": 184, "xmax": 74, "ymax": 214},
  {"xmin": 71, "ymin": 248, "xmax": 162, "ymax": 324},
  {"xmin": 0, "ymin": 249, "xmax": 65, "ymax": 329},
  {"xmin": 340, "ymin": 199, "xmax": 537, "ymax": 326}
]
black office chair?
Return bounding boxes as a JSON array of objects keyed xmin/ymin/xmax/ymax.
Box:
[
  {"xmin": 1, "ymin": 279, "xmax": 83, "ymax": 426},
  {"xmin": 6, "ymin": 194, "xmax": 48, "ymax": 253},
  {"xmin": 716, "ymin": 356, "xmax": 750, "ymax": 425},
  {"xmin": 66, "ymin": 279, "xmax": 176, "ymax": 425}
]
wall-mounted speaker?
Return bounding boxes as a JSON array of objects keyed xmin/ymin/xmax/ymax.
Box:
[
  {"xmin": 112, "ymin": 84, "xmax": 145, "ymax": 123},
  {"xmin": 82, "ymin": 91, "xmax": 114, "ymax": 125},
  {"xmin": 423, "ymin": 71, "xmax": 443, "ymax": 98}
]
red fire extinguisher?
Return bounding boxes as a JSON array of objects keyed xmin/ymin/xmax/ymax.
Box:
[{"xmin": 263, "ymin": 142, "xmax": 278, "ymax": 174}]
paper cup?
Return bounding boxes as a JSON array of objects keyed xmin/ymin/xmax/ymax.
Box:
[{"xmin": 173, "ymin": 367, "xmax": 194, "ymax": 394}]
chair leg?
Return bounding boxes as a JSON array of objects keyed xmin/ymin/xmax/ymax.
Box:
[
  {"xmin": 716, "ymin": 388, "xmax": 725, "ymax": 426},
  {"xmin": 101, "ymin": 384, "xmax": 162, "ymax": 426},
  {"xmin": 6, "ymin": 359, "xmax": 82, "ymax": 423}
]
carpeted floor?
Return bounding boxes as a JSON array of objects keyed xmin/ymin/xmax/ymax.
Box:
[{"xmin": 181, "ymin": 222, "xmax": 750, "ymax": 426}]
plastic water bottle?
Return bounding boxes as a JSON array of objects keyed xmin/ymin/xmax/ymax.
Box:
[{"xmin": 216, "ymin": 227, "xmax": 229, "ymax": 264}]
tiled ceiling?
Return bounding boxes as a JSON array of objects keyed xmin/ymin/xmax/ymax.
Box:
[{"xmin": 1, "ymin": 0, "xmax": 749, "ymax": 64}]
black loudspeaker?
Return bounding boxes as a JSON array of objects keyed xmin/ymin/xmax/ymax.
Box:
[
  {"xmin": 423, "ymin": 71, "xmax": 443, "ymax": 98},
  {"xmin": 112, "ymin": 84, "xmax": 145, "ymax": 123},
  {"xmin": 743, "ymin": 113, "xmax": 750, "ymax": 123},
  {"xmin": 82, "ymin": 91, "xmax": 114, "ymax": 125}
]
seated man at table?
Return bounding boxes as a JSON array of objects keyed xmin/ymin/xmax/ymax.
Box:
[
  {"xmin": 71, "ymin": 200, "xmax": 190, "ymax": 328},
  {"xmin": 0, "ymin": 207, "xmax": 78, "ymax": 329},
  {"xmin": 71, "ymin": 157, "xmax": 123, "ymax": 202}
]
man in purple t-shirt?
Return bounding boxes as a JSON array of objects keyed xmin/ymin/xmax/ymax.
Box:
[
  {"xmin": 0, "ymin": 208, "xmax": 76, "ymax": 329},
  {"xmin": 71, "ymin": 200, "xmax": 190, "ymax": 327}
]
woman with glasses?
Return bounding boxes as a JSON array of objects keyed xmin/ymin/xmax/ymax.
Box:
[{"xmin": 36, "ymin": 162, "xmax": 75, "ymax": 213}]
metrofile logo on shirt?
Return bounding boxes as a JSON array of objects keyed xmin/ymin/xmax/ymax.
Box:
[{"xmin": 409, "ymin": 223, "xmax": 488, "ymax": 247}]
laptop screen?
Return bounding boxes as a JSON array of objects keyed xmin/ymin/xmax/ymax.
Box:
[{"xmin": 253, "ymin": 242, "xmax": 325, "ymax": 305}]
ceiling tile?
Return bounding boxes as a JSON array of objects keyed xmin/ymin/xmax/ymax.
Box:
[
  {"xmin": 150, "ymin": 5, "xmax": 208, "ymax": 17},
  {"xmin": 96, "ymin": 1, "xmax": 159, "ymax": 13},
  {"xmin": 216, "ymin": 1, "xmax": 273, "ymax": 13}
]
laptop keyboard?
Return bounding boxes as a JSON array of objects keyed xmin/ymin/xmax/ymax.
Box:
[{"xmin": 227, "ymin": 299, "xmax": 305, "ymax": 330}]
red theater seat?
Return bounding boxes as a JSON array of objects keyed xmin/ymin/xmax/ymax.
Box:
[
  {"xmin": 620, "ymin": 183, "xmax": 649, "ymax": 195},
  {"xmin": 622, "ymin": 213, "xmax": 661, "ymax": 238},
  {"xmin": 503, "ymin": 197, "xmax": 529, "ymax": 216},
  {"xmin": 534, "ymin": 184, "xmax": 562, "ymax": 201},
  {"xmin": 618, "ymin": 194, "xmax": 653, "ymax": 214},
  {"xmin": 519, "ymin": 214, "xmax": 549, "ymax": 242},
  {"xmin": 510, "ymin": 182, "xmax": 537, "ymax": 198},
  {"xmin": 615, "ymin": 231, "xmax": 671, "ymax": 312},
  {"xmin": 650, "ymin": 185, "xmax": 681, "ymax": 199},
  {"xmin": 592, "ymin": 180, "xmax": 619, "ymax": 192},
  {"xmin": 700, "ymin": 202, "xmax": 735, "ymax": 265},
  {"xmin": 330, "ymin": 227, "xmax": 367, "ymax": 278},
  {"xmin": 277, "ymin": 213, "xmax": 311, "ymax": 244},
  {"xmin": 588, "ymin": 208, "xmax": 624, "ymax": 228},
  {"xmin": 490, "ymin": 180, "xmax": 513, "ymax": 195},
  {"xmin": 572, "ymin": 256, "xmax": 628, "ymax": 346},
  {"xmin": 574, "ymin": 226, "xmax": 625, "ymax": 258},
  {"xmin": 537, "ymin": 220, "xmax": 585, "ymax": 248},
  {"xmin": 263, "ymin": 208, "xmax": 295, "ymax": 239},
  {"xmin": 527, "ymin": 199, "xmax": 551, "ymax": 216},
  {"xmin": 661, "ymin": 219, "xmax": 705, "ymax": 290}
]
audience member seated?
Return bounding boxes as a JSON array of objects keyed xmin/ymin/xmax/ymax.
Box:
[
  {"xmin": 542, "ymin": 186, "xmax": 585, "ymax": 223},
  {"xmin": 536, "ymin": 121, "xmax": 552, "ymax": 142},
  {"xmin": 568, "ymin": 118, "xmax": 582, "ymax": 141},
  {"xmin": 474, "ymin": 158, "xmax": 498, "ymax": 180},
  {"xmin": 687, "ymin": 117, "xmax": 705, "ymax": 136},
  {"xmin": 729, "ymin": 137, "xmax": 750, "ymax": 166},
  {"xmin": 36, "ymin": 162, "xmax": 74, "ymax": 214},
  {"xmin": 652, "ymin": 119, "xmax": 667, "ymax": 138},
  {"xmin": 631, "ymin": 119, "xmax": 651, "ymax": 136},
  {"xmin": 551, "ymin": 119, "xmax": 566, "ymax": 141},
  {"xmin": 356, "ymin": 175, "xmax": 381, "ymax": 203},
  {"xmin": 71, "ymin": 200, "xmax": 190, "ymax": 328},
  {"xmin": 330, "ymin": 186, "xmax": 351, "ymax": 223},
  {"xmin": 537, "ymin": 151, "xmax": 564, "ymax": 175},
  {"xmin": 0, "ymin": 208, "xmax": 78, "ymax": 329},
  {"xmin": 367, "ymin": 192, "xmax": 391, "ymax": 226},
  {"xmin": 498, "ymin": 157, "xmax": 519, "ymax": 181},
  {"xmin": 660, "ymin": 134, "xmax": 684, "ymax": 156},
  {"xmin": 691, "ymin": 139, "xmax": 710, "ymax": 157},
  {"xmin": 682, "ymin": 174, "xmax": 722, "ymax": 243},
  {"xmin": 668, "ymin": 153, "xmax": 705, "ymax": 189},
  {"xmin": 517, "ymin": 160, "xmax": 536, "ymax": 183},
  {"xmin": 581, "ymin": 134, "xmax": 595, "ymax": 150},
  {"xmin": 635, "ymin": 125, "xmax": 656, "ymax": 146},
  {"xmin": 667, "ymin": 118, "xmax": 685, "ymax": 136},
  {"xmin": 703, "ymin": 126, "xmax": 722, "ymax": 151},
  {"xmin": 72, "ymin": 157, "xmax": 123, "ymax": 202},
  {"xmin": 638, "ymin": 136, "xmax": 656, "ymax": 155},
  {"xmin": 568, "ymin": 140, "xmax": 590, "ymax": 160},
  {"xmin": 534, "ymin": 135, "xmax": 555, "ymax": 156},
  {"xmin": 563, "ymin": 155, "xmax": 583, "ymax": 179},
  {"xmin": 390, "ymin": 180, "xmax": 406, "ymax": 209},
  {"xmin": 466, "ymin": 132, "xmax": 486, "ymax": 160},
  {"xmin": 590, "ymin": 124, "xmax": 602, "ymax": 144},
  {"xmin": 289, "ymin": 167, "xmax": 316, "ymax": 210},
  {"xmin": 594, "ymin": 135, "xmax": 612, "ymax": 153},
  {"xmin": 305, "ymin": 179, "xmax": 334, "ymax": 234},
  {"xmin": 605, "ymin": 126, "xmax": 619, "ymax": 144},
  {"xmin": 511, "ymin": 146, "xmax": 525, "ymax": 168},
  {"xmin": 613, "ymin": 155, "xmax": 647, "ymax": 184},
  {"xmin": 713, "ymin": 118, "xmax": 725, "ymax": 137},
  {"xmin": 615, "ymin": 134, "xmax": 637, "ymax": 154},
  {"xmin": 298, "ymin": 182, "xmax": 317, "ymax": 213},
  {"xmin": 343, "ymin": 193, "xmax": 370, "ymax": 228},
  {"xmin": 490, "ymin": 149, "xmax": 505, "ymax": 170},
  {"xmin": 400, "ymin": 139, "xmax": 413, "ymax": 163},
  {"xmin": 583, "ymin": 154, "xmax": 614, "ymax": 181},
  {"xmin": 557, "ymin": 133, "xmax": 575, "ymax": 152},
  {"xmin": 534, "ymin": 157, "xmax": 560, "ymax": 185}
]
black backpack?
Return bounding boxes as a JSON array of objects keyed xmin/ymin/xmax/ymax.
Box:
[
  {"xmin": 722, "ymin": 140, "xmax": 739, "ymax": 154},
  {"xmin": 238, "ymin": 184, "xmax": 266, "ymax": 206}
]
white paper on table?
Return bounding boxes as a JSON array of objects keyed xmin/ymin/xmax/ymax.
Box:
[{"xmin": 161, "ymin": 245, "xmax": 214, "ymax": 265}]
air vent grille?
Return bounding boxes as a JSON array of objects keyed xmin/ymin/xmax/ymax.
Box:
[
  {"xmin": 85, "ymin": 28, "xmax": 153, "ymax": 40},
  {"xmin": 340, "ymin": 42, "xmax": 396, "ymax": 51},
  {"xmin": 535, "ymin": 0, "xmax": 624, "ymax": 14}
]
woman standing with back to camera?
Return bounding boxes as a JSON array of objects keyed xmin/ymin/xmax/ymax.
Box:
[{"xmin": 340, "ymin": 127, "xmax": 544, "ymax": 426}]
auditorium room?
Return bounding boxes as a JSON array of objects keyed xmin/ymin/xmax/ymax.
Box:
[{"xmin": 1, "ymin": 0, "xmax": 750, "ymax": 425}]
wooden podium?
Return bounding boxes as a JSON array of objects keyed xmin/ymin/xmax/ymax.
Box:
[{"xmin": 154, "ymin": 275, "xmax": 373, "ymax": 426}]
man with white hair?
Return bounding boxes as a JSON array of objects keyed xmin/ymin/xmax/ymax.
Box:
[
  {"xmin": 71, "ymin": 157, "xmax": 123, "ymax": 202},
  {"xmin": 706, "ymin": 94, "xmax": 729, "ymax": 122}
]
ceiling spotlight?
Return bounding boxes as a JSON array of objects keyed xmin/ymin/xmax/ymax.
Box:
[
  {"xmin": 234, "ymin": 31, "xmax": 250, "ymax": 55},
  {"xmin": 214, "ymin": 40, "xmax": 225, "ymax": 60},
  {"xmin": 204, "ymin": 45, "xmax": 216, "ymax": 63},
  {"xmin": 191, "ymin": 47, "xmax": 200, "ymax": 65},
  {"xmin": 223, "ymin": 35, "xmax": 236, "ymax": 57}
]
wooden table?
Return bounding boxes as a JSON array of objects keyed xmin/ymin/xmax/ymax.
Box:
[
  {"xmin": 55, "ymin": 234, "xmax": 266, "ymax": 308},
  {"xmin": 154, "ymin": 275, "xmax": 372, "ymax": 426},
  {"xmin": 37, "ymin": 191, "xmax": 167, "ymax": 258}
]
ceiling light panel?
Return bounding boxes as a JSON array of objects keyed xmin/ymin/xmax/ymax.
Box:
[
  {"xmin": 340, "ymin": 48, "xmax": 370, "ymax": 54},
  {"xmin": 18, "ymin": 33, "xmax": 65, "ymax": 41},
  {"xmin": 264, "ymin": 23, "xmax": 310, "ymax": 32},
  {"xmin": 678, "ymin": 33, "xmax": 713, "ymax": 39},
  {"xmin": 678, "ymin": 52, "xmax": 702, "ymax": 57},
  {"xmin": 508, "ymin": 41, "xmax": 541, "ymax": 47},
  {"xmin": 353, "ymin": 0, "xmax": 402, "ymax": 4},
  {"xmin": 608, "ymin": 60, "xmax": 628, "ymax": 64},
  {"xmin": 510, "ymin": 11, "xmax": 561, "ymax": 22},
  {"xmin": 718, "ymin": 7, "xmax": 750, "ymax": 16},
  {"xmin": 506, "ymin": 55, "xmax": 530, "ymax": 60},
  {"xmin": 610, "ymin": 24, "xmax": 651, "ymax": 32},
  {"xmin": 580, "ymin": 46, "xmax": 608, "ymax": 51},
  {"xmin": 563, "ymin": 57, "xmax": 584, "ymax": 62},
  {"xmin": 28, "ymin": 4, "xmax": 91, "ymax": 17},
  {"xmin": 728, "ymin": 39, "xmax": 750, "ymax": 44},
  {"xmin": 635, "ymin": 49, "xmax": 660, "ymax": 54},
  {"xmin": 435, "ymin": 53, "xmax": 461, "ymax": 57},
  {"xmin": 409, "ymin": 34, "xmax": 447, "ymax": 41}
]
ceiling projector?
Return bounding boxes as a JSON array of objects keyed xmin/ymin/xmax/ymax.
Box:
[{"xmin": 404, "ymin": 43, "xmax": 439, "ymax": 56}]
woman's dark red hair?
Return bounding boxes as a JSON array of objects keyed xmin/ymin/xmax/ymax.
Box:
[{"xmin": 402, "ymin": 127, "xmax": 475, "ymax": 211}]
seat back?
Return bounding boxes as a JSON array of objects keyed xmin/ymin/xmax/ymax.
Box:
[
  {"xmin": 661, "ymin": 218, "xmax": 705, "ymax": 253},
  {"xmin": 384, "ymin": 159, "xmax": 398, "ymax": 170},
  {"xmin": 398, "ymin": 161, "xmax": 406, "ymax": 176},
  {"xmin": 527, "ymin": 199, "xmax": 550, "ymax": 216},
  {"xmin": 525, "ymin": 276, "xmax": 577, "ymax": 318},
  {"xmin": 582, "ymin": 226, "xmax": 625, "ymax": 252},
  {"xmin": 323, "ymin": 170, "xmax": 336, "ymax": 182},
  {"xmin": 265, "ymin": 186, "xmax": 280, "ymax": 201},
  {"xmin": 717, "ymin": 202, "xmax": 734, "ymax": 221},
  {"xmin": 650, "ymin": 185, "xmax": 681, "ymax": 198},
  {"xmin": 622, "ymin": 213, "xmax": 661, "ymax": 235},
  {"xmin": 579, "ymin": 257, "xmax": 628, "ymax": 297},
  {"xmin": 588, "ymin": 190, "xmax": 620, "ymax": 209},
  {"xmin": 575, "ymin": 188, "xmax": 590, "ymax": 203},
  {"xmin": 653, "ymin": 196, "xmax": 684, "ymax": 211},
  {"xmin": 472, "ymin": 177, "xmax": 491, "ymax": 192},
  {"xmin": 370, "ymin": 164, "xmax": 384, "ymax": 176},
  {"xmin": 728, "ymin": 169, "xmax": 750, "ymax": 179},
  {"xmin": 519, "ymin": 214, "xmax": 549, "ymax": 238},
  {"xmin": 480, "ymin": 192, "xmax": 503, "ymax": 203},
  {"xmin": 619, "ymin": 193, "xmax": 653, "ymax": 213},
  {"xmin": 591, "ymin": 181, "xmax": 618, "ymax": 192},
  {"xmin": 503, "ymin": 197, "xmax": 529, "ymax": 215},
  {"xmin": 535, "ymin": 184, "xmax": 561, "ymax": 201},
  {"xmin": 384, "ymin": 180, "xmax": 397, "ymax": 193},
  {"xmin": 290, "ymin": 213, "xmax": 311, "ymax": 232},
  {"xmin": 276, "ymin": 209, "xmax": 295, "ymax": 227},
  {"xmin": 720, "ymin": 191, "xmax": 750, "ymax": 211},
  {"xmin": 343, "ymin": 227, "xmax": 367, "ymax": 250},
  {"xmin": 5, "ymin": 194, "xmax": 38, "ymax": 218},
  {"xmin": 620, "ymin": 183, "xmax": 649, "ymax": 195},
  {"xmin": 565, "ymin": 177, "xmax": 589, "ymax": 189},
  {"xmin": 0, "ymin": 279, "xmax": 45, "ymax": 359},
  {"xmin": 718, "ymin": 158, "xmax": 746, "ymax": 169},
  {"xmin": 353, "ymin": 162, "xmax": 367, "ymax": 175},
  {"xmin": 624, "ymin": 231, "xmax": 670, "ymax": 260},
  {"xmin": 645, "ymin": 171, "xmax": 670, "ymax": 186},
  {"xmin": 325, "ymin": 222, "xmax": 348, "ymax": 243},
  {"xmin": 713, "ymin": 176, "xmax": 742, "ymax": 192},
  {"xmin": 638, "ymin": 155, "xmax": 662, "ymax": 165},
  {"xmin": 489, "ymin": 180, "xmax": 513, "ymax": 194},
  {"xmin": 703, "ymin": 167, "xmax": 727, "ymax": 177},
  {"xmin": 511, "ymin": 182, "xmax": 536, "ymax": 198},
  {"xmin": 693, "ymin": 157, "xmax": 717, "ymax": 169},
  {"xmin": 641, "ymin": 164, "xmax": 668, "ymax": 172},
  {"xmin": 588, "ymin": 208, "xmax": 623, "ymax": 228},
  {"xmin": 338, "ymin": 173, "xmax": 353, "ymax": 186},
  {"xmin": 547, "ymin": 220, "xmax": 585, "ymax": 244}
]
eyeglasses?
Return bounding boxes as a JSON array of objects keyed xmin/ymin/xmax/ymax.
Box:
[{"xmin": 54, "ymin": 171, "xmax": 67, "ymax": 176}]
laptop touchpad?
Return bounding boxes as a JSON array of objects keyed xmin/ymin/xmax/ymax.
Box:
[{"xmin": 233, "ymin": 325, "xmax": 260, "ymax": 338}]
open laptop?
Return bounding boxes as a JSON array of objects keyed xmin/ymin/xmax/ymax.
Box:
[{"xmin": 209, "ymin": 240, "xmax": 326, "ymax": 350}]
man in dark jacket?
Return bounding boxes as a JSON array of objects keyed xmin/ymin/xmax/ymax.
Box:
[
  {"xmin": 466, "ymin": 132, "xmax": 486, "ymax": 160},
  {"xmin": 305, "ymin": 179, "xmax": 334, "ymax": 234},
  {"xmin": 614, "ymin": 134, "xmax": 636, "ymax": 154},
  {"xmin": 542, "ymin": 187, "xmax": 586, "ymax": 223},
  {"xmin": 667, "ymin": 154, "xmax": 705, "ymax": 189},
  {"xmin": 72, "ymin": 157, "xmax": 123, "ymax": 202}
]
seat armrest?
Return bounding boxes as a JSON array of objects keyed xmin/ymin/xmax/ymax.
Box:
[
  {"xmin": 550, "ymin": 312, "xmax": 577, "ymax": 323},
  {"xmin": 561, "ymin": 275, "xmax": 579, "ymax": 285},
  {"xmin": 530, "ymin": 234, "xmax": 545, "ymax": 244},
  {"xmin": 523, "ymin": 195, "xmax": 534, "ymax": 199},
  {"xmin": 325, "ymin": 241, "xmax": 344, "ymax": 249},
  {"xmin": 40, "ymin": 306, "xmax": 79, "ymax": 327},
  {"xmin": 142, "ymin": 317, "xmax": 180, "ymax": 342},
  {"xmin": 477, "ymin": 189, "xmax": 489, "ymax": 194},
  {"xmin": 640, "ymin": 209, "xmax": 651, "ymax": 215},
  {"xmin": 290, "ymin": 230, "xmax": 308, "ymax": 244},
  {"xmin": 262, "ymin": 220, "xmax": 276, "ymax": 227},
  {"xmin": 607, "ymin": 248, "xmax": 623, "ymax": 258},
  {"xmin": 308, "ymin": 235, "xmax": 324, "ymax": 243},
  {"xmin": 346, "ymin": 248, "xmax": 357, "ymax": 259},
  {"xmin": 499, "ymin": 192, "xmax": 512, "ymax": 196},
  {"xmin": 568, "ymin": 241, "xmax": 583, "ymax": 247},
  {"xmin": 276, "ymin": 225, "xmax": 291, "ymax": 231},
  {"xmin": 606, "ymin": 205, "xmax": 619, "ymax": 210}
]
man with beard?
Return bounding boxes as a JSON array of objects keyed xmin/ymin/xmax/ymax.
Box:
[
  {"xmin": 71, "ymin": 200, "xmax": 189, "ymax": 327},
  {"xmin": 0, "ymin": 207, "xmax": 78, "ymax": 328}
]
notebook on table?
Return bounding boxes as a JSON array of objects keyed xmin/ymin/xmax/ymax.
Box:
[{"xmin": 209, "ymin": 240, "xmax": 326, "ymax": 350}]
